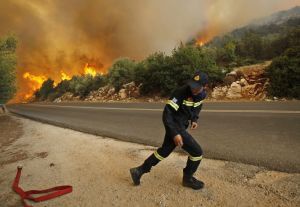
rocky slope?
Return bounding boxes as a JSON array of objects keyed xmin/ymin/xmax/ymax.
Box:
[
  {"xmin": 211, "ymin": 61, "xmax": 271, "ymax": 101},
  {"xmin": 53, "ymin": 61, "xmax": 273, "ymax": 103},
  {"xmin": 54, "ymin": 81, "xmax": 165, "ymax": 103}
]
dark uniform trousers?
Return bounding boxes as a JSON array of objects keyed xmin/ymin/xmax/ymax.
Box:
[{"xmin": 141, "ymin": 127, "xmax": 203, "ymax": 176}]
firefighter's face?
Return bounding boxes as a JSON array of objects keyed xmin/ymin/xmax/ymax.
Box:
[{"xmin": 191, "ymin": 86, "xmax": 203, "ymax": 95}]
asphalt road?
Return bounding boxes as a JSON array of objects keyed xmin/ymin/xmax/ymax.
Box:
[{"xmin": 7, "ymin": 101, "xmax": 300, "ymax": 173}]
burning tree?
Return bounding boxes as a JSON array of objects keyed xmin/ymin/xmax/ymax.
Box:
[{"xmin": 34, "ymin": 79, "xmax": 55, "ymax": 101}]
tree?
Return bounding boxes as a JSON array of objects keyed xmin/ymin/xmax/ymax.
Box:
[
  {"xmin": 91, "ymin": 74, "xmax": 108, "ymax": 91},
  {"xmin": 68, "ymin": 75, "xmax": 91, "ymax": 97},
  {"xmin": 0, "ymin": 35, "xmax": 17, "ymax": 104},
  {"xmin": 44, "ymin": 79, "xmax": 71, "ymax": 101},
  {"xmin": 135, "ymin": 52, "xmax": 174, "ymax": 95},
  {"xmin": 107, "ymin": 58, "xmax": 136, "ymax": 91},
  {"xmin": 236, "ymin": 30, "xmax": 263, "ymax": 60},
  {"xmin": 271, "ymin": 28, "xmax": 300, "ymax": 57},
  {"xmin": 212, "ymin": 35, "xmax": 237, "ymax": 66},
  {"xmin": 135, "ymin": 45, "xmax": 224, "ymax": 96},
  {"xmin": 266, "ymin": 46, "xmax": 300, "ymax": 98},
  {"xmin": 38, "ymin": 79, "xmax": 55, "ymax": 101},
  {"xmin": 54, "ymin": 80, "xmax": 71, "ymax": 95},
  {"xmin": 171, "ymin": 45, "xmax": 224, "ymax": 85}
]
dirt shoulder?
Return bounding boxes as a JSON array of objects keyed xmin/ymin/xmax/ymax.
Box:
[{"xmin": 0, "ymin": 114, "xmax": 299, "ymax": 207}]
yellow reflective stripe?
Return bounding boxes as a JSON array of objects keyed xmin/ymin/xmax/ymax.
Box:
[
  {"xmin": 167, "ymin": 100, "xmax": 179, "ymax": 111},
  {"xmin": 167, "ymin": 100, "xmax": 179, "ymax": 110},
  {"xmin": 154, "ymin": 151, "xmax": 164, "ymax": 161},
  {"xmin": 183, "ymin": 100, "xmax": 194, "ymax": 106},
  {"xmin": 183, "ymin": 103, "xmax": 193, "ymax": 106},
  {"xmin": 189, "ymin": 155, "xmax": 203, "ymax": 161},
  {"xmin": 184, "ymin": 100, "xmax": 194, "ymax": 104},
  {"xmin": 193, "ymin": 101, "xmax": 203, "ymax": 107}
]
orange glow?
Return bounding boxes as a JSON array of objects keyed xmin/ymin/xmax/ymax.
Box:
[
  {"xmin": 19, "ymin": 63, "xmax": 107, "ymax": 101},
  {"xmin": 22, "ymin": 72, "xmax": 47, "ymax": 100},
  {"xmin": 195, "ymin": 27, "xmax": 220, "ymax": 47},
  {"xmin": 196, "ymin": 40, "xmax": 204, "ymax": 47},
  {"xmin": 24, "ymin": 94, "xmax": 32, "ymax": 100},
  {"xmin": 84, "ymin": 63, "xmax": 97, "ymax": 77},
  {"xmin": 195, "ymin": 35, "xmax": 211, "ymax": 47},
  {"xmin": 61, "ymin": 71, "xmax": 71, "ymax": 80},
  {"xmin": 23, "ymin": 72, "xmax": 47, "ymax": 85}
]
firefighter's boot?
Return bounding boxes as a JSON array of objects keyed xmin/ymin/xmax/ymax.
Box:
[
  {"xmin": 182, "ymin": 174, "xmax": 204, "ymax": 190},
  {"xmin": 130, "ymin": 166, "xmax": 145, "ymax": 185}
]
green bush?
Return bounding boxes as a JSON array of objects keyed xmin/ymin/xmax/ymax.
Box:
[
  {"xmin": 55, "ymin": 80, "xmax": 70, "ymax": 95},
  {"xmin": 45, "ymin": 80, "xmax": 72, "ymax": 101},
  {"xmin": 68, "ymin": 75, "xmax": 90, "ymax": 97},
  {"xmin": 66, "ymin": 74, "xmax": 107, "ymax": 98},
  {"xmin": 171, "ymin": 45, "xmax": 224, "ymax": 86},
  {"xmin": 236, "ymin": 31, "xmax": 263, "ymax": 60},
  {"xmin": 0, "ymin": 35, "xmax": 17, "ymax": 104},
  {"xmin": 135, "ymin": 52, "xmax": 174, "ymax": 95},
  {"xmin": 91, "ymin": 74, "xmax": 108, "ymax": 90},
  {"xmin": 134, "ymin": 45, "xmax": 224, "ymax": 96},
  {"xmin": 107, "ymin": 58, "xmax": 136, "ymax": 91},
  {"xmin": 266, "ymin": 46, "xmax": 300, "ymax": 98},
  {"xmin": 37, "ymin": 78, "xmax": 55, "ymax": 101}
]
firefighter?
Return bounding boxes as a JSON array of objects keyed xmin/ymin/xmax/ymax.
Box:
[{"xmin": 130, "ymin": 71, "xmax": 208, "ymax": 190}]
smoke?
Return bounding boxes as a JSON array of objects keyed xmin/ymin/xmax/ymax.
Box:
[
  {"xmin": 196, "ymin": 0, "xmax": 300, "ymax": 42},
  {"xmin": 0, "ymin": 0, "xmax": 299, "ymax": 102}
]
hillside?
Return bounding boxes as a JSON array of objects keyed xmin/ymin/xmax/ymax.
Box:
[
  {"xmin": 211, "ymin": 6, "xmax": 300, "ymax": 44},
  {"xmin": 32, "ymin": 6, "xmax": 300, "ymax": 103},
  {"xmin": 250, "ymin": 6, "xmax": 300, "ymax": 26}
]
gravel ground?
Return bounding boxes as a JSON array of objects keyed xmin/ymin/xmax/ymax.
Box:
[{"xmin": 0, "ymin": 114, "xmax": 299, "ymax": 207}]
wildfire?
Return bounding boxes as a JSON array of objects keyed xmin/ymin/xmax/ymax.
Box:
[
  {"xmin": 84, "ymin": 63, "xmax": 97, "ymax": 77},
  {"xmin": 22, "ymin": 72, "xmax": 47, "ymax": 100},
  {"xmin": 61, "ymin": 71, "xmax": 71, "ymax": 80},
  {"xmin": 23, "ymin": 72, "xmax": 47, "ymax": 90},
  {"xmin": 196, "ymin": 40, "xmax": 204, "ymax": 47},
  {"xmin": 195, "ymin": 29, "xmax": 216, "ymax": 47},
  {"xmin": 195, "ymin": 36, "xmax": 210, "ymax": 47},
  {"xmin": 19, "ymin": 63, "xmax": 106, "ymax": 101},
  {"xmin": 24, "ymin": 94, "xmax": 32, "ymax": 100}
]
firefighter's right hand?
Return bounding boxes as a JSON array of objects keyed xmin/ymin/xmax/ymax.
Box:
[{"xmin": 174, "ymin": 134, "xmax": 183, "ymax": 147}]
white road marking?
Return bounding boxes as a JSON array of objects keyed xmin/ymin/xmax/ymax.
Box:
[{"xmin": 27, "ymin": 104, "xmax": 300, "ymax": 114}]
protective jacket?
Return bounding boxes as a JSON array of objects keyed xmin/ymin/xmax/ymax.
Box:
[{"xmin": 162, "ymin": 84, "xmax": 206, "ymax": 138}]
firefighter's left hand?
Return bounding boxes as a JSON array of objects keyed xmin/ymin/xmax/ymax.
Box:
[{"xmin": 191, "ymin": 122, "xmax": 198, "ymax": 130}]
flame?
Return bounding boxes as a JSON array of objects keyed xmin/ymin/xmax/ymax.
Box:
[
  {"xmin": 195, "ymin": 36, "xmax": 210, "ymax": 47},
  {"xmin": 18, "ymin": 63, "xmax": 107, "ymax": 101},
  {"xmin": 22, "ymin": 72, "xmax": 47, "ymax": 100},
  {"xmin": 195, "ymin": 27, "xmax": 220, "ymax": 47},
  {"xmin": 196, "ymin": 40, "xmax": 204, "ymax": 47},
  {"xmin": 61, "ymin": 71, "xmax": 71, "ymax": 80},
  {"xmin": 23, "ymin": 72, "xmax": 47, "ymax": 85},
  {"xmin": 84, "ymin": 63, "xmax": 97, "ymax": 77},
  {"xmin": 24, "ymin": 94, "xmax": 31, "ymax": 99}
]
